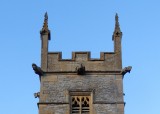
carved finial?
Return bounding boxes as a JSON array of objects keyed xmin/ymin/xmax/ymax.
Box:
[
  {"xmin": 115, "ymin": 13, "xmax": 121, "ymax": 32},
  {"xmin": 115, "ymin": 13, "xmax": 118, "ymax": 23},
  {"xmin": 44, "ymin": 12, "xmax": 48, "ymax": 20},
  {"xmin": 40, "ymin": 12, "xmax": 50, "ymax": 36},
  {"xmin": 112, "ymin": 13, "xmax": 122, "ymax": 40},
  {"xmin": 43, "ymin": 12, "xmax": 48, "ymax": 31}
]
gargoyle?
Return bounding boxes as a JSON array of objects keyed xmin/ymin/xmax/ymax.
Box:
[
  {"xmin": 121, "ymin": 66, "xmax": 132, "ymax": 76},
  {"xmin": 76, "ymin": 64, "xmax": 85, "ymax": 75},
  {"xmin": 34, "ymin": 92, "xmax": 40, "ymax": 98},
  {"xmin": 32, "ymin": 63, "xmax": 43, "ymax": 76}
]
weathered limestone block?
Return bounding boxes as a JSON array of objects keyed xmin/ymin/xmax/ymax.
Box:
[
  {"xmin": 93, "ymin": 104, "xmax": 117, "ymax": 114},
  {"xmin": 39, "ymin": 104, "xmax": 69, "ymax": 114}
]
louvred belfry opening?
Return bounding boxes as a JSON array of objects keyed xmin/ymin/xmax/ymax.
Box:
[{"xmin": 71, "ymin": 96, "xmax": 90, "ymax": 114}]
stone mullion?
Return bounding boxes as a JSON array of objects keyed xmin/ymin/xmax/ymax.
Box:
[{"xmin": 80, "ymin": 96, "xmax": 82, "ymax": 114}]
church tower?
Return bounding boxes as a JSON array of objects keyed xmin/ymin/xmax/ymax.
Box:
[{"xmin": 32, "ymin": 13, "xmax": 131, "ymax": 114}]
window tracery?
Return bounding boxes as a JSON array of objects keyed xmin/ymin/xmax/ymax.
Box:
[{"xmin": 71, "ymin": 96, "xmax": 90, "ymax": 114}]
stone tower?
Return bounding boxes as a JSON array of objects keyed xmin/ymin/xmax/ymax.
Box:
[{"xmin": 32, "ymin": 13, "xmax": 131, "ymax": 114}]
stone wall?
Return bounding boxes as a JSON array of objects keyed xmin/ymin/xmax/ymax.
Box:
[
  {"xmin": 39, "ymin": 104, "xmax": 118, "ymax": 114},
  {"xmin": 38, "ymin": 52, "xmax": 124, "ymax": 114},
  {"xmin": 39, "ymin": 73, "xmax": 123, "ymax": 114},
  {"xmin": 40, "ymin": 74, "xmax": 122, "ymax": 103},
  {"xmin": 39, "ymin": 104, "xmax": 69, "ymax": 114}
]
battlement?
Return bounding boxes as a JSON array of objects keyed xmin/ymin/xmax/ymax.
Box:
[
  {"xmin": 48, "ymin": 51, "xmax": 115, "ymax": 61},
  {"xmin": 46, "ymin": 51, "xmax": 119, "ymax": 72}
]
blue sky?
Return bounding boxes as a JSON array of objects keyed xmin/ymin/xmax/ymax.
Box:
[{"xmin": 0, "ymin": 1, "xmax": 160, "ymax": 114}]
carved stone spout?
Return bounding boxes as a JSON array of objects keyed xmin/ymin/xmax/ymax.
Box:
[
  {"xmin": 32, "ymin": 63, "xmax": 43, "ymax": 76},
  {"xmin": 121, "ymin": 66, "xmax": 132, "ymax": 76},
  {"xmin": 76, "ymin": 64, "xmax": 85, "ymax": 75},
  {"xmin": 34, "ymin": 92, "xmax": 40, "ymax": 98}
]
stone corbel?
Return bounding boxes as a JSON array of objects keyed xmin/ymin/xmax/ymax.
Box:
[
  {"xmin": 32, "ymin": 63, "xmax": 44, "ymax": 76},
  {"xmin": 121, "ymin": 66, "xmax": 132, "ymax": 77}
]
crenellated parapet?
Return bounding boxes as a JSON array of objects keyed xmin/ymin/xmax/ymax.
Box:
[
  {"xmin": 47, "ymin": 52, "xmax": 115, "ymax": 61},
  {"xmin": 46, "ymin": 52, "xmax": 120, "ymax": 72}
]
